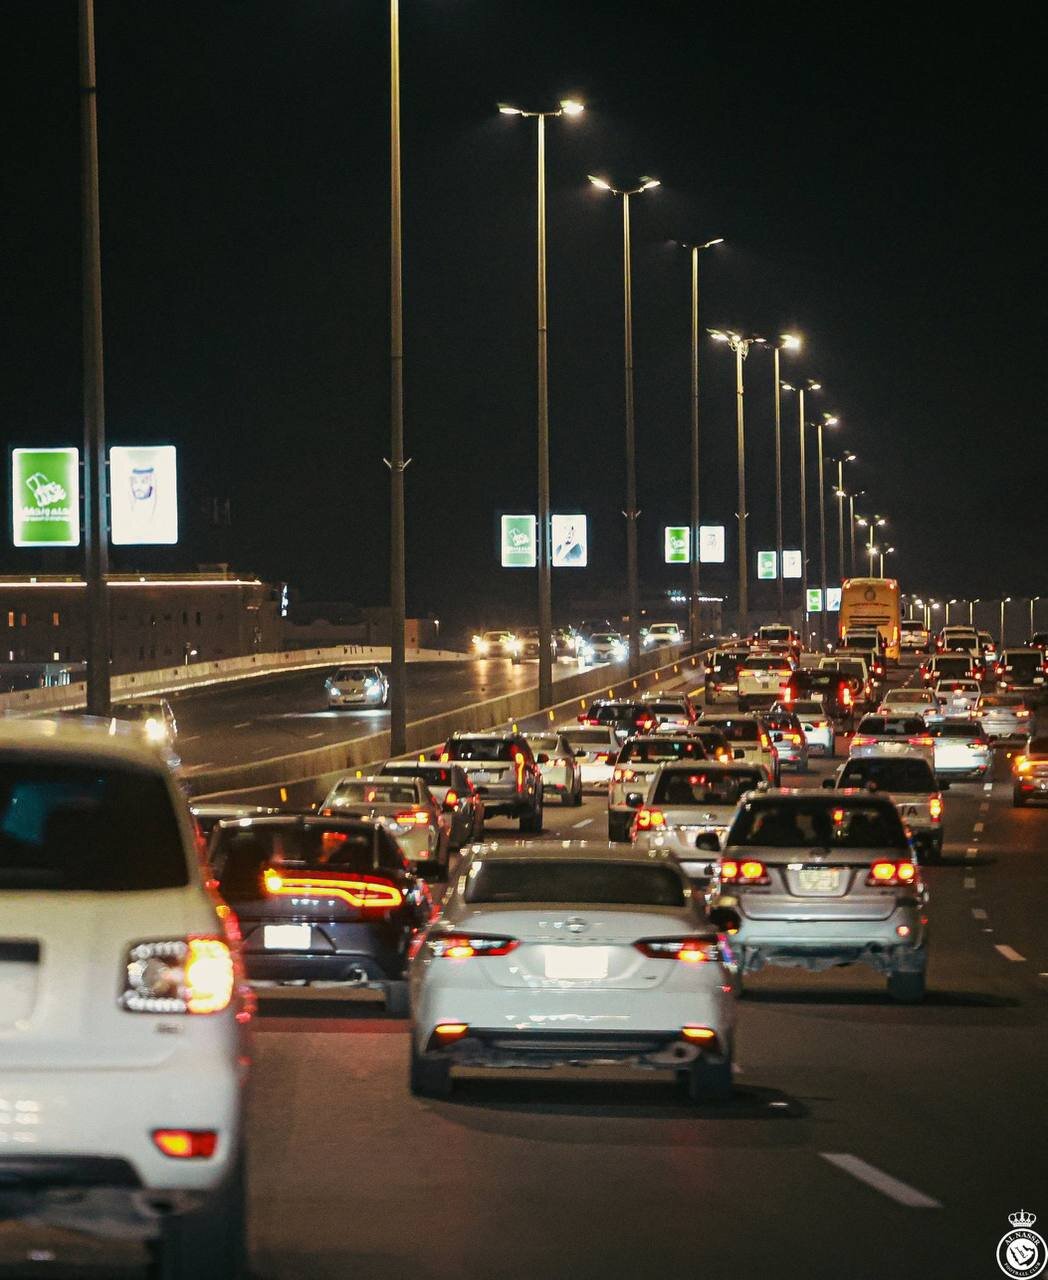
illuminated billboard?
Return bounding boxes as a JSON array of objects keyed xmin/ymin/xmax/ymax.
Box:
[
  {"xmin": 698, "ymin": 525, "xmax": 725, "ymax": 563},
  {"xmin": 110, "ymin": 446, "xmax": 179, "ymax": 545},
  {"xmin": 501, "ymin": 515, "xmax": 536, "ymax": 568},
  {"xmin": 664, "ymin": 526, "xmax": 690, "ymax": 564},
  {"xmin": 782, "ymin": 550, "xmax": 802, "ymax": 579},
  {"xmin": 551, "ymin": 514, "xmax": 587, "ymax": 567},
  {"xmin": 12, "ymin": 448, "xmax": 80, "ymax": 547}
]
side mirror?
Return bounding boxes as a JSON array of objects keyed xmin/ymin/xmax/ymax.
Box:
[
  {"xmin": 536, "ymin": 753, "xmax": 550, "ymax": 765},
  {"xmin": 625, "ymin": 792, "xmax": 644, "ymax": 808},
  {"xmin": 707, "ymin": 905, "xmax": 741, "ymax": 933},
  {"xmin": 821, "ymin": 777, "xmax": 836, "ymax": 789}
]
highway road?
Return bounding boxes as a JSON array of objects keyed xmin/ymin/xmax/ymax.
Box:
[{"xmin": 3, "ymin": 660, "xmax": 1046, "ymax": 1278}]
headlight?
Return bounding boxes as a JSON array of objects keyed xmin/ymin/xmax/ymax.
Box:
[
  {"xmin": 144, "ymin": 718, "xmax": 167, "ymax": 742},
  {"xmin": 582, "ymin": 645, "xmax": 595, "ymax": 658},
  {"xmin": 329, "ymin": 686, "xmax": 341, "ymax": 696},
  {"xmin": 508, "ymin": 639, "xmax": 522, "ymax": 654}
]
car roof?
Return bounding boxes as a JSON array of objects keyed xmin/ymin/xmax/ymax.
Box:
[
  {"xmin": 333, "ymin": 774, "xmax": 422, "ymax": 786},
  {"xmin": 742, "ymin": 786, "xmax": 897, "ymax": 809},
  {"xmin": 462, "ymin": 839, "xmax": 681, "ymax": 865},
  {"xmin": 0, "ymin": 716, "xmax": 174, "ymax": 770},
  {"xmin": 215, "ymin": 813, "xmax": 380, "ymax": 831},
  {"xmin": 449, "ymin": 730, "xmax": 516, "ymax": 739},
  {"xmin": 656, "ymin": 759, "xmax": 762, "ymax": 773}
]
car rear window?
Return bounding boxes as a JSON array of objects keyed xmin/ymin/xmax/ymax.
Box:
[
  {"xmin": 705, "ymin": 719, "xmax": 759, "ymax": 743},
  {"xmin": 857, "ymin": 717, "xmax": 924, "ymax": 736},
  {"xmin": 933, "ymin": 658, "xmax": 969, "ymax": 673},
  {"xmin": 652, "ymin": 768, "xmax": 762, "ymax": 805},
  {"xmin": 381, "ymin": 764, "xmax": 456, "ymax": 787},
  {"xmin": 446, "ymin": 738, "xmax": 517, "ymax": 762},
  {"xmin": 562, "ymin": 728, "xmax": 616, "ymax": 749},
  {"xmin": 729, "ymin": 799, "xmax": 907, "ymax": 849},
  {"xmin": 587, "ymin": 703, "xmax": 641, "ymax": 721},
  {"xmin": 212, "ymin": 822, "xmax": 395, "ymax": 892},
  {"xmin": 1028, "ymin": 737, "xmax": 1048, "ymax": 754},
  {"xmin": 464, "ymin": 859, "xmax": 686, "ymax": 906},
  {"xmin": 933, "ymin": 723, "xmax": 988, "ymax": 740},
  {"xmin": 0, "ymin": 760, "xmax": 187, "ymax": 891},
  {"xmin": 743, "ymin": 657, "xmax": 788, "ymax": 671},
  {"xmin": 839, "ymin": 759, "xmax": 937, "ymax": 792},
  {"xmin": 759, "ymin": 627, "xmax": 791, "ymax": 642},
  {"xmin": 524, "ymin": 736, "xmax": 560, "ymax": 752},
  {"xmin": 327, "ymin": 780, "xmax": 419, "ymax": 805},
  {"xmin": 618, "ymin": 738, "xmax": 707, "ymax": 764},
  {"xmin": 794, "ymin": 701, "xmax": 825, "ymax": 716},
  {"xmin": 885, "ymin": 690, "xmax": 933, "ymax": 704},
  {"xmin": 643, "ymin": 701, "xmax": 690, "ymax": 716}
]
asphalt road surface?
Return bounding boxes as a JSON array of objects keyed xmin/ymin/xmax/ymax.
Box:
[{"xmin": 3, "ymin": 660, "xmax": 1046, "ymax": 1278}]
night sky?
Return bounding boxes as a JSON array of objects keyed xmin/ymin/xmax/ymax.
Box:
[{"xmin": 3, "ymin": 2, "xmax": 1045, "ymax": 624}]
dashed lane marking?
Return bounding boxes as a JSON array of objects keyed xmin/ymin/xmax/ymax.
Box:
[
  {"xmin": 972, "ymin": 908, "xmax": 988, "ymax": 920},
  {"xmin": 964, "ymin": 876, "xmax": 976, "ymax": 889},
  {"xmin": 306, "ymin": 731, "xmax": 324, "ymax": 738},
  {"xmin": 983, "ymin": 782, "xmax": 994, "ymax": 792},
  {"xmin": 572, "ymin": 818, "xmax": 593, "ymax": 829},
  {"xmin": 965, "ymin": 847, "xmax": 978, "ymax": 858},
  {"xmin": 973, "ymin": 822, "xmax": 985, "ymax": 833},
  {"xmin": 820, "ymin": 1154, "xmax": 941, "ymax": 1209},
  {"xmin": 232, "ymin": 721, "xmax": 252, "ymax": 730},
  {"xmin": 994, "ymin": 944, "xmax": 1026, "ymax": 963}
]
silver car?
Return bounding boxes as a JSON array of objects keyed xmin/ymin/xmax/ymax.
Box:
[
  {"xmin": 934, "ymin": 678, "xmax": 981, "ymax": 719},
  {"xmin": 849, "ymin": 715, "xmax": 934, "ymax": 769},
  {"xmin": 325, "ymin": 665, "xmax": 389, "ymax": 709},
  {"xmin": 556, "ymin": 724, "xmax": 621, "ymax": 790},
  {"xmin": 607, "ymin": 733, "xmax": 711, "ymax": 842},
  {"xmin": 877, "ymin": 687, "xmax": 940, "ymax": 723},
  {"xmin": 379, "ymin": 761, "xmax": 485, "ymax": 848},
  {"xmin": 829, "ymin": 755, "xmax": 945, "ymax": 860},
  {"xmin": 579, "ymin": 631, "xmax": 628, "ymax": 666},
  {"xmin": 639, "ymin": 690, "xmax": 697, "ymax": 730},
  {"xmin": 976, "ymin": 693, "xmax": 1033, "ymax": 742},
  {"xmin": 930, "ymin": 721, "xmax": 992, "ymax": 781},
  {"xmin": 321, "ymin": 775, "xmax": 450, "ymax": 876},
  {"xmin": 792, "ymin": 698, "xmax": 835, "ymax": 757},
  {"xmin": 633, "ymin": 761, "xmax": 768, "ymax": 879},
  {"xmin": 523, "ymin": 732, "xmax": 583, "ymax": 805},
  {"xmin": 707, "ymin": 791, "xmax": 930, "ymax": 1001}
]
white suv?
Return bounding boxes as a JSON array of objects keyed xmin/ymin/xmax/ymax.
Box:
[{"xmin": 0, "ymin": 719, "xmax": 250, "ymax": 1277}]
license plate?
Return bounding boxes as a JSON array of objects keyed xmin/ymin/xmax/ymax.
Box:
[
  {"xmin": 544, "ymin": 947, "xmax": 608, "ymax": 980},
  {"xmin": 264, "ymin": 924, "xmax": 311, "ymax": 950},
  {"xmin": 901, "ymin": 805, "xmax": 919, "ymax": 817},
  {"xmin": 797, "ymin": 868, "xmax": 842, "ymax": 894},
  {"xmin": 471, "ymin": 771, "xmax": 493, "ymax": 784}
]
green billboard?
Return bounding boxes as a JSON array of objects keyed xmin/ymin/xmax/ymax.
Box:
[
  {"xmin": 500, "ymin": 514, "xmax": 536, "ymax": 568},
  {"xmin": 757, "ymin": 550, "xmax": 777, "ymax": 580},
  {"xmin": 664, "ymin": 526, "xmax": 690, "ymax": 564},
  {"xmin": 11, "ymin": 448, "xmax": 80, "ymax": 547},
  {"xmin": 806, "ymin": 587, "xmax": 823, "ymax": 612}
]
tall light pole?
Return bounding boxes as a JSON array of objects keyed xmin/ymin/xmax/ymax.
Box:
[
  {"xmin": 710, "ymin": 330, "xmax": 767, "ymax": 637},
  {"xmin": 1030, "ymin": 596, "xmax": 1041, "ymax": 639},
  {"xmin": 771, "ymin": 335, "xmax": 801, "ymax": 614},
  {"xmin": 831, "ymin": 452, "xmax": 855, "ymax": 582},
  {"xmin": 781, "ymin": 380, "xmax": 820, "ymax": 643},
  {"xmin": 814, "ymin": 413, "xmax": 839, "ymax": 644},
  {"xmin": 848, "ymin": 489, "xmax": 864, "ymax": 577},
  {"xmin": 969, "ymin": 598, "xmax": 979, "ymax": 626},
  {"xmin": 590, "ymin": 175, "xmax": 660, "ymax": 671},
  {"xmin": 1000, "ymin": 596, "xmax": 1011, "ymax": 646},
  {"xmin": 856, "ymin": 513, "xmax": 887, "ymax": 567},
  {"xmin": 79, "ymin": 0, "xmax": 111, "ymax": 716},
  {"xmin": 679, "ymin": 238, "xmax": 723, "ymax": 646},
  {"xmin": 877, "ymin": 545, "xmax": 895, "ymax": 577},
  {"xmin": 500, "ymin": 99, "xmax": 584, "ymax": 708}
]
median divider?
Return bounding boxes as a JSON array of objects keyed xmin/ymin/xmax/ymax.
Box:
[{"xmin": 190, "ymin": 645, "xmax": 710, "ymax": 809}]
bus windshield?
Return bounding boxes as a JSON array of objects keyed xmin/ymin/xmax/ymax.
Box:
[{"xmin": 838, "ymin": 577, "xmax": 901, "ymax": 661}]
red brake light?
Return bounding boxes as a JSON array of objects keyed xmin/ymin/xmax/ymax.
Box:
[
  {"xmin": 867, "ymin": 859, "xmax": 917, "ymax": 886},
  {"xmin": 635, "ymin": 807, "xmax": 666, "ymax": 830},
  {"xmin": 264, "ymin": 869, "xmax": 403, "ymax": 915},
  {"xmin": 719, "ymin": 858, "xmax": 769, "ymax": 885},
  {"xmin": 635, "ymin": 938, "xmax": 720, "ymax": 962},
  {"xmin": 152, "ymin": 1129, "xmax": 218, "ymax": 1159},
  {"xmin": 427, "ymin": 933, "xmax": 518, "ymax": 959},
  {"xmin": 595, "ymin": 751, "xmax": 611, "ymax": 763},
  {"xmin": 929, "ymin": 796, "xmax": 943, "ymax": 822},
  {"xmin": 851, "ymin": 734, "xmax": 874, "ymax": 747},
  {"xmin": 908, "ymin": 736, "xmax": 934, "ymax": 748},
  {"xmin": 842, "ymin": 687, "xmax": 853, "ymax": 706},
  {"xmin": 442, "ymin": 790, "xmax": 459, "ymax": 808}
]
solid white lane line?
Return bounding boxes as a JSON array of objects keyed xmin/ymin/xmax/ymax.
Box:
[
  {"xmin": 820, "ymin": 1154, "xmax": 941, "ymax": 1209},
  {"xmin": 306, "ymin": 732, "xmax": 324, "ymax": 739},
  {"xmin": 232, "ymin": 721, "xmax": 252, "ymax": 730},
  {"xmin": 973, "ymin": 822, "xmax": 985, "ymax": 833},
  {"xmin": 572, "ymin": 818, "xmax": 593, "ymax": 828},
  {"xmin": 179, "ymin": 734, "xmax": 200, "ymax": 742},
  {"xmin": 964, "ymin": 876, "xmax": 976, "ymax": 889},
  {"xmin": 972, "ymin": 908, "xmax": 988, "ymax": 920},
  {"xmin": 995, "ymin": 944, "xmax": 1026, "ymax": 963}
]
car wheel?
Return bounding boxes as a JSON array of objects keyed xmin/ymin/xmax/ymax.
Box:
[
  {"xmin": 887, "ymin": 968, "xmax": 926, "ymax": 1003},
  {"xmin": 1013, "ymin": 789, "xmax": 1026, "ymax": 807},
  {"xmin": 608, "ymin": 817, "xmax": 628, "ymax": 844},
  {"xmin": 409, "ymin": 1041, "xmax": 453, "ymax": 1099},
  {"xmin": 519, "ymin": 799, "xmax": 543, "ymax": 833},
  {"xmin": 572, "ymin": 777, "xmax": 584, "ymax": 805},
  {"xmin": 680, "ymin": 1053, "xmax": 733, "ymax": 1104},
  {"xmin": 149, "ymin": 1145, "xmax": 247, "ymax": 1280},
  {"xmin": 383, "ymin": 980, "xmax": 410, "ymax": 1018}
]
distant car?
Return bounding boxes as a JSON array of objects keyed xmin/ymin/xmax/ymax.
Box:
[
  {"xmin": 791, "ymin": 697, "xmax": 836, "ymax": 757},
  {"xmin": 900, "ymin": 619, "xmax": 930, "ymax": 652},
  {"xmin": 976, "ymin": 693, "xmax": 1033, "ymax": 742},
  {"xmin": 607, "ymin": 733, "xmax": 710, "ymax": 841},
  {"xmin": 737, "ymin": 654, "xmax": 793, "ymax": 712},
  {"xmin": 930, "ymin": 722, "xmax": 992, "ymax": 781},
  {"xmin": 849, "ymin": 715, "xmax": 935, "ymax": 768},
  {"xmin": 672, "ymin": 723, "xmax": 732, "ymax": 763},
  {"xmin": 472, "ymin": 630, "xmax": 516, "ymax": 658},
  {"xmin": 579, "ymin": 631, "xmax": 628, "ymax": 666},
  {"xmin": 408, "ymin": 841, "xmax": 738, "ymax": 1102},
  {"xmin": 877, "ymin": 687, "xmax": 940, "ymax": 723},
  {"xmin": 643, "ymin": 621, "xmax": 684, "ymax": 648},
  {"xmin": 978, "ymin": 631, "xmax": 999, "ymax": 669},
  {"xmin": 700, "ymin": 714, "xmax": 779, "ymax": 783},
  {"xmin": 638, "ymin": 690, "xmax": 698, "ymax": 729},
  {"xmin": 322, "ymin": 775, "xmax": 452, "ymax": 876},
  {"xmin": 936, "ymin": 626, "xmax": 980, "ymax": 656},
  {"xmin": 438, "ymin": 732, "xmax": 544, "ymax": 831},
  {"xmin": 632, "ymin": 760, "xmax": 768, "ymax": 875},
  {"xmin": 818, "ymin": 657, "xmax": 875, "ymax": 711},
  {"xmin": 578, "ymin": 699, "xmax": 659, "ymax": 740},
  {"xmin": 704, "ymin": 647, "xmax": 748, "ymax": 705},
  {"xmin": 109, "ymin": 697, "xmax": 178, "ymax": 746},
  {"xmin": 191, "ymin": 802, "xmax": 282, "ymax": 841},
  {"xmin": 509, "ymin": 626, "xmax": 555, "ymax": 665},
  {"xmin": 934, "ymin": 678, "xmax": 981, "ymax": 719},
  {"xmin": 209, "ymin": 813, "xmax": 431, "ymax": 1016},
  {"xmin": 829, "ymin": 754, "xmax": 945, "ymax": 860},
  {"xmin": 1013, "ymin": 734, "xmax": 1048, "ymax": 806},
  {"xmin": 762, "ymin": 705, "xmax": 809, "ymax": 771},
  {"xmin": 555, "ymin": 723, "xmax": 622, "ymax": 790},
  {"xmin": 325, "ymin": 665, "xmax": 389, "ymax": 709},
  {"xmin": 708, "ymin": 790, "xmax": 930, "ymax": 1001},
  {"xmin": 523, "ymin": 731, "xmax": 584, "ymax": 806},
  {"xmin": 919, "ymin": 653, "xmax": 978, "ymax": 686},
  {"xmin": 378, "ymin": 760, "xmax": 485, "ymax": 848},
  {"xmin": 552, "ymin": 627, "xmax": 577, "ymax": 659},
  {"xmin": 995, "ymin": 648, "xmax": 1047, "ymax": 699}
]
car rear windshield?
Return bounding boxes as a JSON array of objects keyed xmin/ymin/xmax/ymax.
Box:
[
  {"xmin": 447, "ymin": 738, "xmax": 517, "ymax": 762},
  {"xmin": 933, "ymin": 723, "xmax": 988, "ymax": 740},
  {"xmin": 759, "ymin": 627, "xmax": 791, "ymax": 641},
  {"xmin": 794, "ymin": 701, "xmax": 826, "ymax": 716},
  {"xmin": 885, "ymin": 690, "xmax": 933, "ymax": 703},
  {"xmin": 938, "ymin": 681, "xmax": 978, "ymax": 691},
  {"xmin": 934, "ymin": 658, "xmax": 970, "ymax": 673},
  {"xmin": 705, "ymin": 719, "xmax": 759, "ymax": 743},
  {"xmin": 1002, "ymin": 653, "xmax": 1041, "ymax": 671},
  {"xmin": 729, "ymin": 800, "xmax": 907, "ymax": 849},
  {"xmin": 0, "ymin": 760, "xmax": 187, "ymax": 891},
  {"xmin": 838, "ymin": 759, "xmax": 936, "ymax": 792},
  {"xmin": 643, "ymin": 701, "xmax": 689, "ymax": 716},
  {"xmin": 587, "ymin": 703, "xmax": 639, "ymax": 721},
  {"xmin": 832, "ymin": 661, "xmax": 867, "ymax": 678},
  {"xmin": 524, "ymin": 736, "xmax": 560, "ymax": 753},
  {"xmin": 464, "ymin": 859, "xmax": 685, "ymax": 906},
  {"xmin": 901, "ymin": 621, "xmax": 925, "ymax": 632},
  {"xmin": 857, "ymin": 717, "xmax": 925, "ymax": 736},
  {"xmin": 619, "ymin": 738, "xmax": 707, "ymax": 764},
  {"xmin": 652, "ymin": 768, "xmax": 763, "ymax": 805},
  {"xmin": 328, "ymin": 780, "xmax": 419, "ymax": 805},
  {"xmin": 381, "ymin": 764, "xmax": 455, "ymax": 787},
  {"xmin": 212, "ymin": 822, "xmax": 395, "ymax": 891},
  {"xmin": 978, "ymin": 695, "xmax": 1021, "ymax": 708},
  {"xmin": 562, "ymin": 728, "xmax": 615, "ymax": 748},
  {"xmin": 711, "ymin": 653, "xmax": 745, "ymax": 671},
  {"xmin": 743, "ymin": 657, "xmax": 788, "ymax": 671}
]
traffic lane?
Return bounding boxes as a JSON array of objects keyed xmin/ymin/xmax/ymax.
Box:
[{"xmin": 170, "ymin": 657, "xmax": 580, "ymax": 769}]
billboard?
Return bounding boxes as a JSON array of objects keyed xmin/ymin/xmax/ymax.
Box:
[
  {"xmin": 806, "ymin": 588, "xmax": 823, "ymax": 612},
  {"xmin": 782, "ymin": 550, "xmax": 802, "ymax": 579},
  {"xmin": 826, "ymin": 587, "xmax": 842, "ymax": 612},
  {"xmin": 698, "ymin": 525, "xmax": 725, "ymax": 563},
  {"xmin": 501, "ymin": 515, "xmax": 536, "ymax": 568},
  {"xmin": 110, "ymin": 446, "xmax": 179, "ymax": 545},
  {"xmin": 551, "ymin": 514, "xmax": 587, "ymax": 567},
  {"xmin": 664, "ymin": 526, "xmax": 690, "ymax": 564},
  {"xmin": 757, "ymin": 550, "xmax": 777, "ymax": 580},
  {"xmin": 11, "ymin": 448, "xmax": 80, "ymax": 547}
]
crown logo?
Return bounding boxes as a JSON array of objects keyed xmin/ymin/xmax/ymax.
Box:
[{"xmin": 1009, "ymin": 1210, "xmax": 1037, "ymax": 1229}]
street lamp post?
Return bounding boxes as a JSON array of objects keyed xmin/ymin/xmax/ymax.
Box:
[
  {"xmin": 679, "ymin": 238, "xmax": 723, "ymax": 648},
  {"xmin": 590, "ymin": 175, "xmax": 660, "ymax": 672},
  {"xmin": 848, "ymin": 489, "xmax": 864, "ymax": 577},
  {"xmin": 969, "ymin": 598, "xmax": 979, "ymax": 626},
  {"xmin": 878, "ymin": 545, "xmax": 894, "ymax": 577},
  {"xmin": 711, "ymin": 330, "xmax": 767, "ymax": 637},
  {"xmin": 772, "ymin": 336, "xmax": 801, "ymax": 614},
  {"xmin": 1000, "ymin": 596, "xmax": 1011, "ymax": 646},
  {"xmin": 832, "ymin": 452, "xmax": 855, "ymax": 582},
  {"xmin": 781, "ymin": 380, "xmax": 820, "ymax": 644},
  {"xmin": 814, "ymin": 413, "xmax": 838, "ymax": 644},
  {"xmin": 499, "ymin": 99, "xmax": 584, "ymax": 708},
  {"xmin": 1030, "ymin": 596, "xmax": 1041, "ymax": 639}
]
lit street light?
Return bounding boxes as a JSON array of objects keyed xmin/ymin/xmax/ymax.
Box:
[
  {"xmin": 877, "ymin": 545, "xmax": 895, "ymax": 577},
  {"xmin": 499, "ymin": 98, "xmax": 584, "ymax": 708},
  {"xmin": 813, "ymin": 412, "xmax": 839, "ymax": 644},
  {"xmin": 590, "ymin": 174, "xmax": 660, "ymax": 670},
  {"xmin": 848, "ymin": 488, "xmax": 865, "ymax": 576},
  {"xmin": 710, "ymin": 329, "xmax": 768, "ymax": 636},
  {"xmin": 1030, "ymin": 596, "xmax": 1041, "ymax": 639},
  {"xmin": 781, "ymin": 379, "xmax": 821, "ymax": 640},
  {"xmin": 831, "ymin": 451, "xmax": 856, "ymax": 582},
  {"xmin": 969, "ymin": 597, "xmax": 980, "ymax": 626},
  {"xmin": 771, "ymin": 335, "xmax": 801, "ymax": 613},
  {"xmin": 1000, "ymin": 596, "xmax": 1012, "ymax": 646}
]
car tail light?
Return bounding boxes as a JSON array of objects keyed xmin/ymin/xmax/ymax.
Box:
[
  {"xmin": 635, "ymin": 937, "xmax": 721, "ymax": 962},
  {"xmin": 613, "ymin": 767, "xmax": 638, "ymax": 782},
  {"xmin": 427, "ymin": 933, "xmax": 518, "ymax": 959},
  {"xmin": 681, "ymin": 1026, "xmax": 720, "ymax": 1049},
  {"xmin": 1015, "ymin": 758, "xmax": 1032, "ymax": 774},
  {"xmin": 1018, "ymin": 709, "xmax": 1031, "ymax": 719},
  {"xmin": 760, "ymin": 732, "xmax": 771, "ymax": 750},
  {"xmin": 635, "ymin": 807, "xmax": 666, "ymax": 830},
  {"xmin": 263, "ymin": 869, "xmax": 403, "ymax": 915},
  {"xmin": 967, "ymin": 739, "xmax": 987, "ymax": 749},
  {"xmin": 814, "ymin": 720, "xmax": 829, "ymax": 729},
  {"xmin": 908, "ymin": 736, "xmax": 934, "ymax": 748},
  {"xmin": 120, "ymin": 937, "xmax": 235, "ymax": 1015},
  {"xmin": 867, "ymin": 859, "xmax": 917, "ymax": 886},
  {"xmin": 851, "ymin": 734, "xmax": 875, "ymax": 747},
  {"xmin": 841, "ymin": 687, "xmax": 853, "ymax": 706},
  {"xmin": 152, "ymin": 1129, "xmax": 218, "ymax": 1159},
  {"xmin": 595, "ymin": 751, "xmax": 612, "ymax": 763},
  {"xmin": 433, "ymin": 1022, "xmax": 469, "ymax": 1041},
  {"xmin": 395, "ymin": 809, "xmax": 431, "ymax": 825},
  {"xmin": 719, "ymin": 858, "xmax": 770, "ymax": 885},
  {"xmin": 637, "ymin": 715, "xmax": 656, "ymax": 731},
  {"xmin": 443, "ymin": 790, "xmax": 459, "ymax": 809},
  {"xmin": 929, "ymin": 796, "xmax": 943, "ymax": 822}
]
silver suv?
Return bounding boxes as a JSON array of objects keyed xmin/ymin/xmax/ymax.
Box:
[{"xmin": 708, "ymin": 791, "xmax": 929, "ymax": 1001}]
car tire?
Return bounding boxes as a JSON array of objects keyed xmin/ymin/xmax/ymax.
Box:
[
  {"xmin": 922, "ymin": 838, "xmax": 943, "ymax": 863},
  {"xmin": 608, "ymin": 817, "xmax": 629, "ymax": 844},
  {"xmin": 519, "ymin": 799, "xmax": 543, "ymax": 833},
  {"xmin": 1013, "ymin": 789, "xmax": 1026, "ymax": 807},
  {"xmin": 409, "ymin": 1041, "xmax": 453, "ymax": 1099},
  {"xmin": 680, "ymin": 1053, "xmax": 733, "ymax": 1104},
  {"xmin": 383, "ymin": 980, "xmax": 410, "ymax": 1018},
  {"xmin": 572, "ymin": 779, "xmax": 584, "ymax": 806},
  {"xmin": 149, "ymin": 1144, "xmax": 247, "ymax": 1280},
  {"xmin": 887, "ymin": 968, "xmax": 926, "ymax": 1003}
]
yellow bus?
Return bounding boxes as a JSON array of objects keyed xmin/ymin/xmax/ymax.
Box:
[{"xmin": 839, "ymin": 577, "xmax": 901, "ymax": 662}]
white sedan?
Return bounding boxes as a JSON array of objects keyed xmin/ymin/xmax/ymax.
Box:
[
  {"xmin": 408, "ymin": 841, "xmax": 738, "ymax": 1102},
  {"xmin": 877, "ymin": 687, "xmax": 940, "ymax": 723}
]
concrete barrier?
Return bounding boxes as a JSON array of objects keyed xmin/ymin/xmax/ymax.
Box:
[{"xmin": 190, "ymin": 644, "xmax": 711, "ymax": 808}]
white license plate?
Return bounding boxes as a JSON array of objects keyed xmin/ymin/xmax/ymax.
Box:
[
  {"xmin": 471, "ymin": 771, "xmax": 493, "ymax": 784},
  {"xmin": 264, "ymin": 924, "xmax": 311, "ymax": 950},
  {"xmin": 798, "ymin": 868, "xmax": 842, "ymax": 894},
  {"xmin": 544, "ymin": 947, "xmax": 608, "ymax": 980}
]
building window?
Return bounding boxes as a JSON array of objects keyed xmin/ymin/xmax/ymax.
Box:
[
  {"xmin": 181, "ymin": 610, "xmax": 188, "ymax": 625},
  {"xmin": 52, "ymin": 611, "xmax": 60, "ymax": 627}
]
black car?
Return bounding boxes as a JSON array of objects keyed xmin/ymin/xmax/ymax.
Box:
[
  {"xmin": 704, "ymin": 648, "xmax": 749, "ymax": 705},
  {"xmin": 579, "ymin": 699, "xmax": 658, "ymax": 740},
  {"xmin": 209, "ymin": 814, "xmax": 432, "ymax": 1015}
]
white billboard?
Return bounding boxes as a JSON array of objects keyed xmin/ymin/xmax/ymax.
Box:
[
  {"xmin": 551, "ymin": 514, "xmax": 588, "ymax": 567},
  {"xmin": 110, "ymin": 446, "xmax": 178, "ymax": 545},
  {"xmin": 782, "ymin": 550, "xmax": 802, "ymax": 579},
  {"xmin": 698, "ymin": 525, "xmax": 725, "ymax": 563}
]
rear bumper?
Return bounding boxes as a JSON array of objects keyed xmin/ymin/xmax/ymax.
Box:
[
  {"xmin": 423, "ymin": 1027, "xmax": 728, "ymax": 1070},
  {"xmin": 729, "ymin": 903, "xmax": 927, "ymax": 973},
  {"xmin": 244, "ymin": 949, "xmax": 403, "ymax": 984}
]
